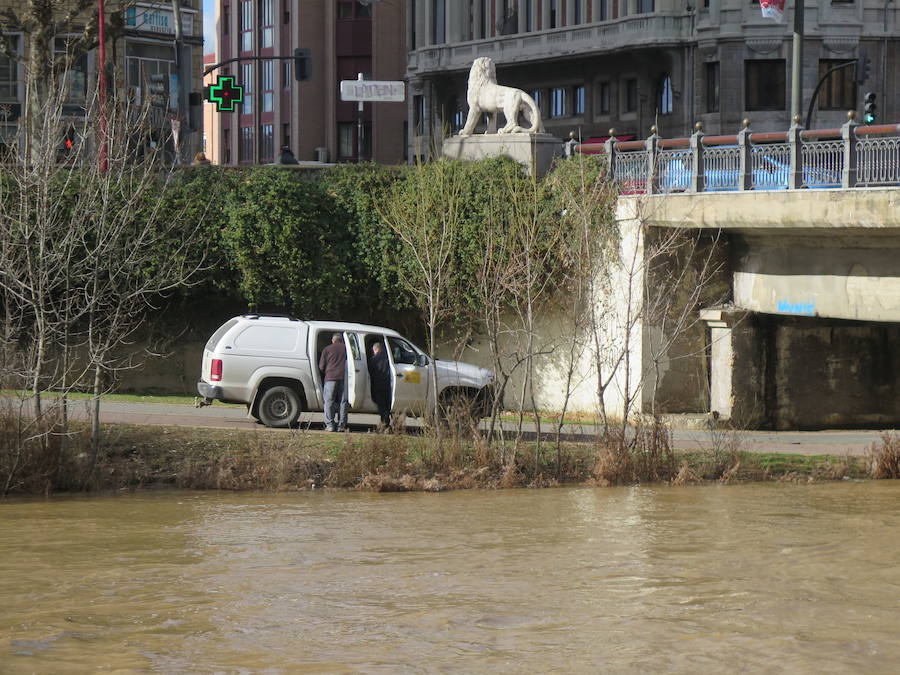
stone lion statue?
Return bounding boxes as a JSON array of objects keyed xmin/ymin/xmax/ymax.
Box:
[{"xmin": 459, "ymin": 57, "xmax": 544, "ymax": 137}]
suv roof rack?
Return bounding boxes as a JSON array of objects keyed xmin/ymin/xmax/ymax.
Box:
[{"xmin": 241, "ymin": 313, "xmax": 301, "ymax": 321}]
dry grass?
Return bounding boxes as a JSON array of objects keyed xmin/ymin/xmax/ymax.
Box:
[
  {"xmin": 0, "ymin": 405, "xmax": 886, "ymax": 496},
  {"xmin": 868, "ymin": 432, "xmax": 900, "ymax": 479}
]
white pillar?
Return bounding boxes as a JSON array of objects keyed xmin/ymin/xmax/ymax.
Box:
[{"xmin": 701, "ymin": 309, "xmax": 734, "ymax": 420}]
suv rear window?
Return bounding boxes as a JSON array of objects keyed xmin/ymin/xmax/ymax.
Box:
[
  {"xmin": 234, "ymin": 325, "xmax": 299, "ymax": 352},
  {"xmin": 205, "ymin": 319, "xmax": 238, "ymax": 352}
]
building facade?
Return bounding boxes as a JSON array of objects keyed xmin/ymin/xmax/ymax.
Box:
[
  {"xmin": 0, "ymin": 0, "xmax": 205, "ymax": 160},
  {"xmin": 406, "ymin": 0, "xmax": 900, "ymax": 156},
  {"xmin": 213, "ymin": 0, "xmax": 407, "ymax": 165}
]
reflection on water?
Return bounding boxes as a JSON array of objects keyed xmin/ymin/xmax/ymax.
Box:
[{"xmin": 2, "ymin": 483, "xmax": 900, "ymax": 672}]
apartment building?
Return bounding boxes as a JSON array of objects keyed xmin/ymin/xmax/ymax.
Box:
[
  {"xmin": 0, "ymin": 0, "xmax": 205, "ymax": 159},
  {"xmin": 406, "ymin": 0, "xmax": 899, "ymax": 155},
  {"xmin": 213, "ymin": 0, "xmax": 407, "ymax": 165}
]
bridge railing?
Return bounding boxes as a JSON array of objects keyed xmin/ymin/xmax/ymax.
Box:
[{"xmin": 576, "ymin": 113, "xmax": 900, "ymax": 194}]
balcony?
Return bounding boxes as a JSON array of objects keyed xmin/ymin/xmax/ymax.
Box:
[{"xmin": 408, "ymin": 13, "xmax": 692, "ymax": 75}]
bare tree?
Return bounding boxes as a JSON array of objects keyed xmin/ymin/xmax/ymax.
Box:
[
  {"xmin": 380, "ymin": 159, "xmax": 464, "ymax": 443},
  {"xmin": 0, "ymin": 59, "xmax": 205, "ymax": 490}
]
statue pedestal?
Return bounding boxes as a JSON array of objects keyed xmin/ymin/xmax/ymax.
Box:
[{"xmin": 442, "ymin": 133, "xmax": 562, "ymax": 177}]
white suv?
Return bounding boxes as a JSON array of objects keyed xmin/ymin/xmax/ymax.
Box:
[{"xmin": 197, "ymin": 314, "xmax": 495, "ymax": 428}]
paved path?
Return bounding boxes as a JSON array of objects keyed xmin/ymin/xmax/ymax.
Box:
[{"xmin": 56, "ymin": 399, "xmax": 893, "ymax": 456}]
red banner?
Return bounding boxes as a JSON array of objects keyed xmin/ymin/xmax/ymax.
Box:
[{"xmin": 760, "ymin": 0, "xmax": 785, "ymax": 22}]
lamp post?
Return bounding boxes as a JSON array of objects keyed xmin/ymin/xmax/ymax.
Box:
[
  {"xmin": 791, "ymin": 0, "xmax": 804, "ymax": 123},
  {"xmin": 97, "ymin": 0, "xmax": 107, "ymax": 172}
]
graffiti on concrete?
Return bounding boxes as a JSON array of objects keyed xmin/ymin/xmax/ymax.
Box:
[{"xmin": 777, "ymin": 299, "xmax": 816, "ymax": 316}]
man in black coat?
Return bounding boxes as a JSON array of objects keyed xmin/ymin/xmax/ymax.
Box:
[{"xmin": 368, "ymin": 341, "xmax": 392, "ymax": 428}]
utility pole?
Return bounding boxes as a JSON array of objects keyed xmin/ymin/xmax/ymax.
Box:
[{"xmin": 790, "ymin": 0, "xmax": 804, "ymax": 123}]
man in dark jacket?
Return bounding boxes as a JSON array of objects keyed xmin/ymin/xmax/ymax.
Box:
[
  {"xmin": 319, "ymin": 333, "xmax": 348, "ymax": 431},
  {"xmin": 368, "ymin": 341, "xmax": 392, "ymax": 428}
]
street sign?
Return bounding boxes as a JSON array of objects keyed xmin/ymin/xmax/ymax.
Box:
[
  {"xmin": 206, "ymin": 75, "xmax": 244, "ymax": 113},
  {"xmin": 340, "ymin": 79, "xmax": 405, "ymax": 102}
]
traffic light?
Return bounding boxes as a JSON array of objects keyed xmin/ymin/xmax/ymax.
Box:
[
  {"xmin": 863, "ymin": 92, "xmax": 877, "ymax": 124},
  {"xmin": 62, "ymin": 126, "xmax": 76, "ymax": 153},
  {"xmin": 853, "ymin": 55, "xmax": 871, "ymax": 85},
  {"xmin": 205, "ymin": 75, "xmax": 244, "ymax": 112},
  {"xmin": 293, "ymin": 48, "xmax": 311, "ymax": 81},
  {"xmin": 148, "ymin": 73, "xmax": 168, "ymax": 109}
]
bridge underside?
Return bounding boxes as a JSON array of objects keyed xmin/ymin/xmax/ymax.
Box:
[{"xmin": 633, "ymin": 189, "xmax": 900, "ymax": 430}]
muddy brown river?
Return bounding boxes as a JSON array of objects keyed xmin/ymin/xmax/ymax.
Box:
[{"xmin": 2, "ymin": 483, "xmax": 900, "ymax": 673}]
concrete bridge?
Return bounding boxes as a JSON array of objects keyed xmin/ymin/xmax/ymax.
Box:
[{"xmin": 599, "ymin": 118, "xmax": 900, "ymax": 430}]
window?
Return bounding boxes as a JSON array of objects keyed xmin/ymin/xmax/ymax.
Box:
[
  {"xmin": 260, "ymin": 124, "xmax": 274, "ymax": 162},
  {"xmin": 240, "ymin": 125, "xmax": 254, "ymax": 162},
  {"xmin": 54, "ymin": 37, "xmax": 87, "ymax": 105},
  {"xmin": 705, "ymin": 62, "xmax": 719, "ymax": 113},
  {"xmin": 260, "ymin": 0, "xmax": 274, "ymax": 48},
  {"xmin": 240, "ymin": 0, "xmax": 253, "ymax": 52},
  {"xmin": 550, "ymin": 87, "xmax": 567, "ymax": 118},
  {"xmin": 497, "ymin": 0, "xmax": 517, "ymax": 35},
  {"xmin": 242, "ymin": 62, "xmax": 253, "ymax": 114},
  {"xmin": 387, "ymin": 337, "xmax": 418, "ymax": 365},
  {"xmin": 223, "ymin": 4, "xmax": 230, "ymax": 35},
  {"xmin": 413, "ymin": 95, "xmax": 425, "ymax": 135},
  {"xmin": 0, "ymin": 36, "xmax": 19, "ymax": 100},
  {"xmin": 550, "ymin": 0, "xmax": 558, "ymax": 28},
  {"xmin": 360, "ymin": 122, "xmax": 371, "ymax": 159},
  {"xmin": 531, "ymin": 89, "xmax": 542, "ymax": 110},
  {"xmin": 432, "ymin": 0, "xmax": 446, "ymax": 43},
  {"xmin": 625, "ymin": 78, "xmax": 638, "ymax": 113},
  {"xmin": 637, "ymin": 0, "xmax": 655, "ymax": 13},
  {"xmin": 262, "ymin": 60, "xmax": 274, "ymax": 112},
  {"xmin": 525, "ymin": 0, "xmax": 533, "ymax": 31},
  {"xmin": 597, "ymin": 81, "xmax": 611, "ymax": 115},
  {"xmin": 283, "ymin": 0, "xmax": 290, "ymax": 23},
  {"xmin": 818, "ymin": 59, "xmax": 856, "ymax": 110},
  {"xmin": 338, "ymin": 1, "xmax": 354, "ymax": 18},
  {"xmin": 574, "ymin": 0, "xmax": 583, "ymax": 24},
  {"xmin": 338, "ymin": 122, "xmax": 354, "ymax": 158},
  {"xmin": 282, "ymin": 60, "xmax": 291, "ymax": 89},
  {"xmin": 657, "ymin": 75, "xmax": 673, "ymax": 116},
  {"xmin": 282, "ymin": 122, "xmax": 290, "ymax": 150},
  {"xmin": 574, "ymin": 85, "xmax": 585, "ymax": 115},
  {"xmin": 745, "ymin": 59, "xmax": 785, "ymax": 111},
  {"xmin": 600, "ymin": 0, "xmax": 609, "ymax": 21},
  {"xmin": 453, "ymin": 109, "xmax": 465, "ymax": 132}
]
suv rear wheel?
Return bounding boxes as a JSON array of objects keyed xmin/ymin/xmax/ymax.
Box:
[{"xmin": 258, "ymin": 386, "xmax": 302, "ymax": 428}]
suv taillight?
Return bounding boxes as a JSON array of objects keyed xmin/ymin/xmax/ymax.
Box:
[{"xmin": 210, "ymin": 358, "xmax": 223, "ymax": 382}]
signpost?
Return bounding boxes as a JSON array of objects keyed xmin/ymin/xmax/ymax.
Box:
[{"xmin": 340, "ymin": 74, "xmax": 405, "ymax": 162}]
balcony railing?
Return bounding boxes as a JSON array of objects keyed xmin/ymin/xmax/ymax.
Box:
[{"xmin": 576, "ymin": 114, "xmax": 900, "ymax": 194}]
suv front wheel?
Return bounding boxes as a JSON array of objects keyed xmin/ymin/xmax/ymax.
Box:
[{"xmin": 258, "ymin": 386, "xmax": 302, "ymax": 428}]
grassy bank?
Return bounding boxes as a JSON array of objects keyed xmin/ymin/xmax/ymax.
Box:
[{"xmin": 4, "ymin": 409, "xmax": 892, "ymax": 496}]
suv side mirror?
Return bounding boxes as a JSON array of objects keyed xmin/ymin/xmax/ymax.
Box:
[{"xmin": 416, "ymin": 354, "xmax": 429, "ymax": 367}]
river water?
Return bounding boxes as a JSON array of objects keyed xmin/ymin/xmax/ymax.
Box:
[{"xmin": 2, "ymin": 483, "xmax": 900, "ymax": 673}]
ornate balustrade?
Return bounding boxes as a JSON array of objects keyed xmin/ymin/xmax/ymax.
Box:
[{"xmin": 576, "ymin": 114, "xmax": 900, "ymax": 193}]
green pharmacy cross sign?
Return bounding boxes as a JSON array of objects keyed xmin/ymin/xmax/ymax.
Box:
[{"xmin": 206, "ymin": 76, "xmax": 244, "ymax": 112}]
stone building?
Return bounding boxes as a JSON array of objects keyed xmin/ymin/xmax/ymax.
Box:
[
  {"xmin": 0, "ymin": 0, "xmax": 205, "ymax": 160},
  {"xmin": 405, "ymin": 0, "xmax": 900, "ymax": 156},
  {"xmin": 212, "ymin": 0, "xmax": 407, "ymax": 165}
]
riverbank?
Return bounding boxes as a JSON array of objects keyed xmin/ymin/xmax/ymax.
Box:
[{"xmin": 4, "ymin": 415, "xmax": 894, "ymax": 496}]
